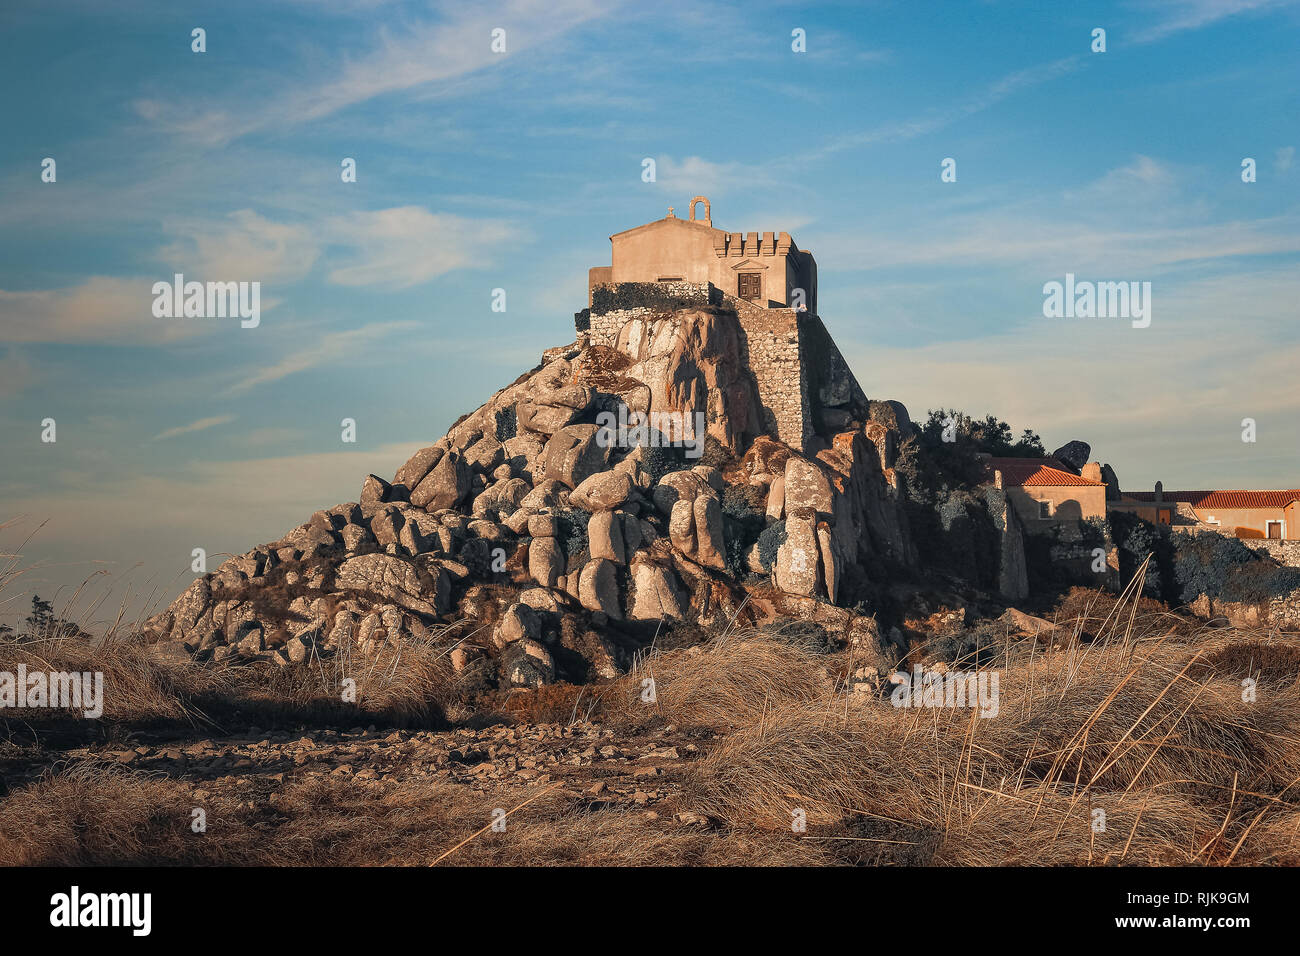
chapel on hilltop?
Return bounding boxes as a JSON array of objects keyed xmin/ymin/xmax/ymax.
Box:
[
  {"xmin": 587, "ymin": 196, "xmax": 818, "ymax": 312},
  {"xmin": 579, "ymin": 198, "xmax": 866, "ymax": 453}
]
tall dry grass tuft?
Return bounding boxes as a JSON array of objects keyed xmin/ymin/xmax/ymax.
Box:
[
  {"xmin": 0, "ymin": 625, "xmax": 470, "ymax": 729},
  {"xmin": 0, "ymin": 632, "xmax": 231, "ymax": 724},
  {"xmin": 253, "ymin": 622, "xmax": 470, "ymax": 725},
  {"xmin": 1237, "ymin": 808, "xmax": 1300, "ymax": 864},
  {"xmin": 938, "ymin": 787, "xmax": 1220, "ymax": 865},
  {"xmin": 596, "ymin": 630, "xmax": 834, "ymax": 730},
  {"xmin": 0, "ymin": 763, "xmax": 227, "ymax": 866}
]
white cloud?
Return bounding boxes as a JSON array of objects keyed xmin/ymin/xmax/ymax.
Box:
[
  {"xmin": 159, "ymin": 205, "xmax": 519, "ymax": 291},
  {"xmin": 802, "ymin": 57, "xmax": 1083, "ymax": 163},
  {"xmin": 0, "ymin": 276, "xmax": 200, "ymax": 345},
  {"xmin": 0, "ymin": 202, "xmax": 517, "ymax": 346},
  {"xmin": 1277, "ymin": 146, "xmax": 1296, "ymax": 171},
  {"xmin": 817, "ymin": 213, "xmax": 1300, "ymax": 274},
  {"xmin": 651, "ymin": 155, "xmax": 783, "ymax": 200},
  {"xmin": 325, "ymin": 207, "xmax": 518, "ymax": 288},
  {"xmin": 157, "ymin": 209, "xmax": 321, "ymax": 283},
  {"xmin": 1078, "ymin": 154, "xmax": 1179, "ymax": 195},
  {"xmin": 151, "ymin": 415, "xmax": 236, "ymax": 442}
]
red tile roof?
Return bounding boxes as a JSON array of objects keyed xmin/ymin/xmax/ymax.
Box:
[
  {"xmin": 1124, "ymin": 490, "xmax": 1300, "ymax": 510},
  {"xmin": 983, "ymin": 457, "xmax": 1105, "ymax": 488}
]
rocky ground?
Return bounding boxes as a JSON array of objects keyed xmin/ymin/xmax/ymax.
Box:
[
  {"xmin": 0, "ymin": 712, "xmax": 934, "ymax": 866},
  {"xmin": 10, "ymin": 720, "xmax": 701, "ymax": 812}
]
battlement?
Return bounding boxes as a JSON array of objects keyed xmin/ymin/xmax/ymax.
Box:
[{"xmin": 712, "ymin": 231, "xmax": 794, "ymax": 258}]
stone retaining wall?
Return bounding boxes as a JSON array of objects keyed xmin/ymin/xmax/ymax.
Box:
[
  {"xmin": 1249, "ymin": 539, "xmax": 1300, "ymax": 567},
  {"xmin": 581, "ymin": 282, "xmax": 870, "ymax": 452},
  {"xmin": 734, "ymin": 307, "xmax": 810, "ymax": 449}
]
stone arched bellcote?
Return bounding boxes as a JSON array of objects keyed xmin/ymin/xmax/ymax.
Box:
[{"xmin": 688, "ymin": 196, "xmax": 711, "ymax": 226}]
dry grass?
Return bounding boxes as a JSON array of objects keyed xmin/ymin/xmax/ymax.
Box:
[
  {"xmin": 0, "ymin": 628, "xmax": 472, "ymax": 732},
  {"xmin": 0, "ymin": 764, "xmax": 240, "ymax": 866},
  {"xmin": 251, "ymin": 625, "xmax": 470, "ymax": 725},
  {"xmin": 0, "ymin": 762, "xmax": 824, "ymax": 866},
  {"xmin": 685, "ymin": 622, "xmax": 1300, "ymax": 865},
  {"xmin": 18, "ymin": 605, "xmax": 1293, "ymax": 867},
  {"xmin": 596, "ymin": 628, "xmax": 834, "ymax": 730},
  {"xmin": 0, "ymin": 633, "xmax": 231, "ymax": 725}
]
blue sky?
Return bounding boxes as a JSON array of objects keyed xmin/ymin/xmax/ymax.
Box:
[{"xmin": 1, "ymin": 0, "xmax": 1298, "ymax": 627}]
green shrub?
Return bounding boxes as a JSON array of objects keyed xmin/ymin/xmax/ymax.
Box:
[
  {"xmin": 555, "ymin": 508, "xmax": 591, "ymax": 560},
  {"xmin": 722, "ymin": 485, "xmax": 767, "ymax": 576},
  {"xmin": 639, "ymin": 445, "xmax": 687, "ymax": 484},
  {"xmin": 494, "ymin": 404, "xmax": 517, "ymax": 442},
  {"xmin": 756, "ymin": 521, "xmax": 787, "ymax": 573},
  {"xmin": 895, "ymin": 408, "xmax": 1044, "ymax": 505}
]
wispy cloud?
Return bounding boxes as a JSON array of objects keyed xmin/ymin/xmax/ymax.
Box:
[
  {"xmin": 820, "ymin": 216, "xmax": 1300, "ymax": 274},
  {"xmin": 816, "ymin": 152, "xmax": 1300, "ymax": 275},
  {"xmin": 151, "ymin": 415, "xmax": 236, "ymax": 442},
  {"xmin": 224, "ymin": 320, "xmax": 418, "ymax": 395},
  {"xmin": 850, "ymin": 267, "xmax": 1300, "ymax": 488},
  {"xmin": 138, "ymin": 0, "xmax": 609, "ymax": 146},
  {"xmin": 157, "ymin": 206, "xmax": 519, "ymax": 291},
  {"xmin": 651, "ymin": 155, "xmax": 779, "ymax": 199},
  {"xmin": 1128, "ymin": 0, "xmax": 1296, "ymax": 43},
  {"xmin": 801, "ymin": 56, "xmax": 1084, "ymax": 162},
  {"xmin": 1076, "ymin": 154, "xmax": 1179, "ymax": 194}
]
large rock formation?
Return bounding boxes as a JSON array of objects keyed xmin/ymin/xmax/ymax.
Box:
[{"xmin": 145, "ymin": 306, "xmax": 917, "ymax": 687}]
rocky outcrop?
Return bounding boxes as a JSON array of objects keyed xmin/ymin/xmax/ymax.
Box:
[
  {"xmin": 1050, "ymin": 441, "xmax": 1091, "ymax": 475},
  {"xmin": 541, "ymin": 425, "xmax": 610, "ymax": 490},
  {"xmin": 145, "ymin": 304, "xmax": 918, "ymax": 693},
  {"xmin": 333, "ymin": 553, "xmax": 449, "ymax": 618},
  {"xmin": 613, "ymin": 309, "xmax": 761, "ymax": 455}
]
